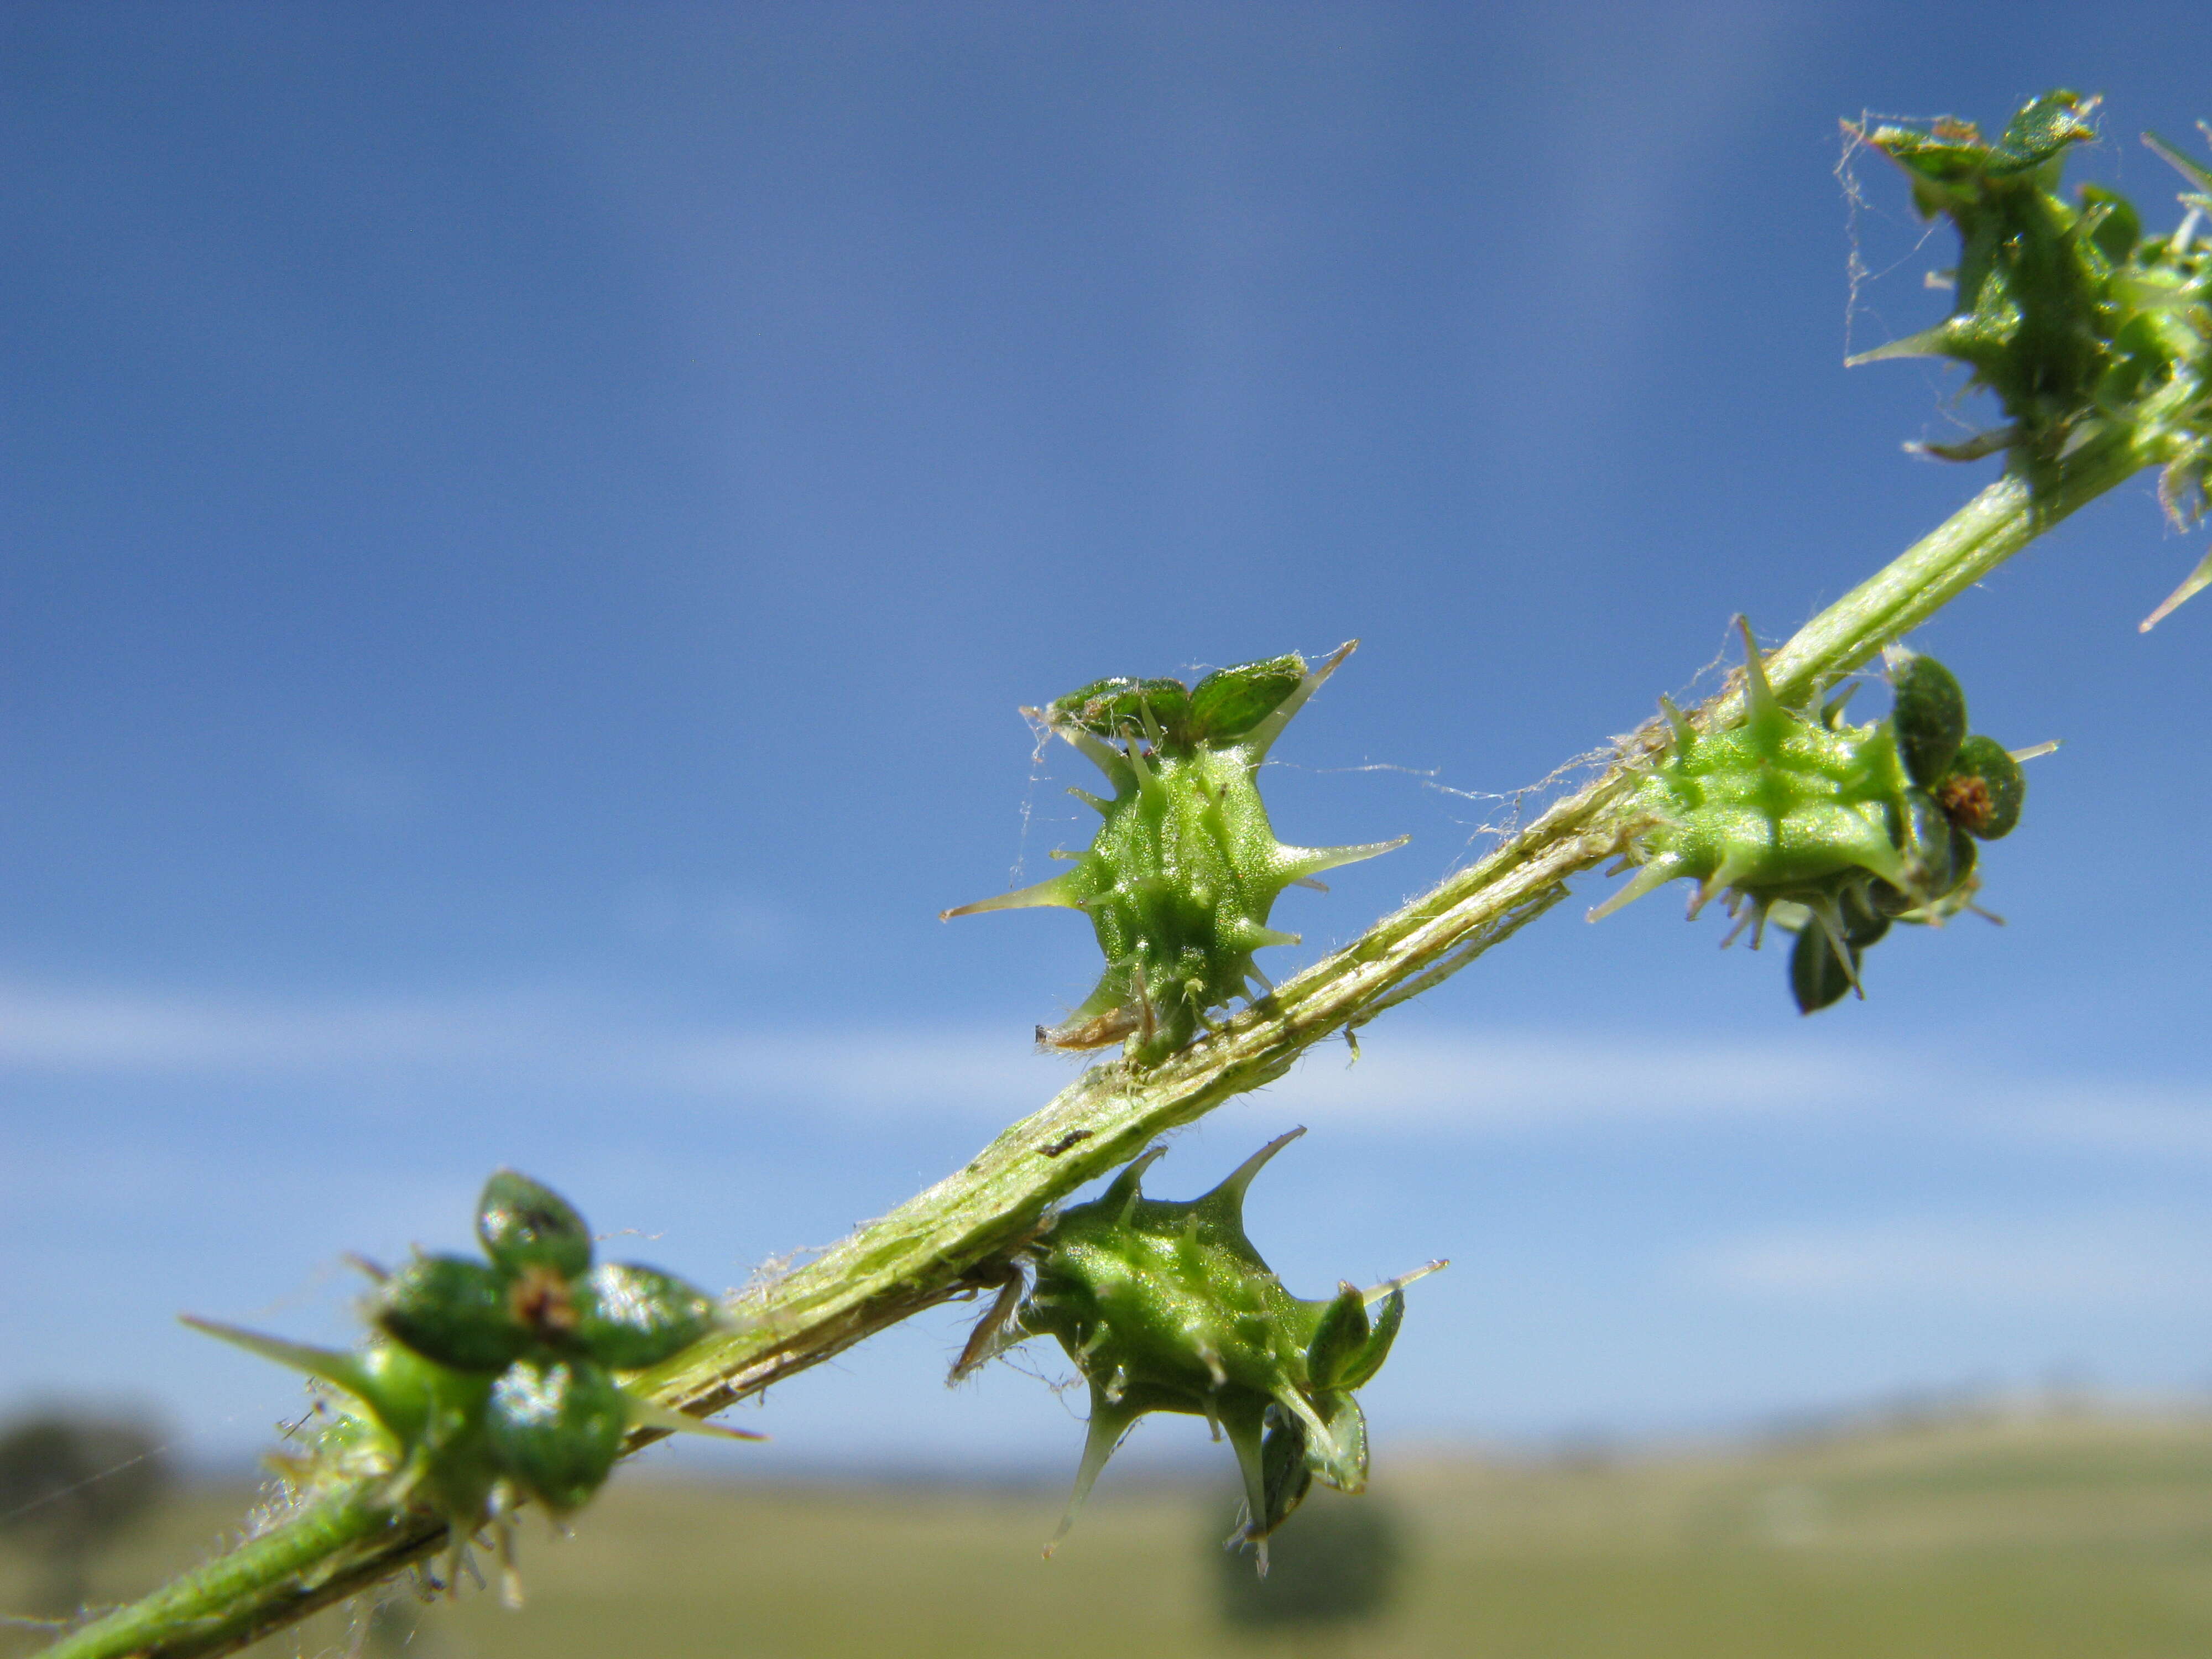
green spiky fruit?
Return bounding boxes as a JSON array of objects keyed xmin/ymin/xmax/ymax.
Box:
[
  {"xmin": 1592, "ymin": 624, "xmax": 2037, "ymax": 1013},
  {"xmin": 185, "ymin": 1171, "xmax": 758, "ymax": 1599},
  {"xmin": 1851, "ymin": 93, "xmax": 2112, "ymax": 451},
  {"xmin": 1009, "ymin": 1130, "xmax": 1437, "ymax": 1571},
  {"xmin": 1850, "ymin": 95, "xmax": 2212, "ymax": 627},
  {"xmin": 944, "ymin": 645, "xmax": 1405, "ymax": 1064}
]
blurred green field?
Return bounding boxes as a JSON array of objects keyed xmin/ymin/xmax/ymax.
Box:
[{"xmin": 14, "ymin": 1407, "xmax": 2212, "ymax": 1657}]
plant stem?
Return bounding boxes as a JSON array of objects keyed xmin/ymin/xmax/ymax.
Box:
[{"xmin": 43, "ymin": 425, "xmax": 2159, "ymax": 1659}]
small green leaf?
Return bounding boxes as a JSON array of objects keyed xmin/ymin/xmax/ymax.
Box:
[
  {"xmin": 1187, "ymin": 655, "xmax": 1306, "ymax": 742},
  {"xmin": 1257, "ymin": 1410, "xmax": 1314, "ymax": 1541},
  {"xmin": 1047, "ymin": 676, "xmax": 1192, "ymax": 742},
  {"xmin": 477, "ymin": 1170, "xmax": 593, "ymax": 1280},
  {"xmin": 1890, "ymin": 653, "xmax": 1968, "ymax": 787},
  {"xmin": 1303, "ymin": 1285, "xmax": 1370, "ymax": 1392},
  {"xmin": 2079, "ymin": 184, "xmax": 2142, "ymax": 264},
  {"xmin": 1788, "ymin": 924, "xmax": 1858, "ymax": 1015},
  {"xmin": 1991, "ymin": 88, "xmax": 2096, "ymax": 172},
  {"xmin": 573, "ymin": 1263, "xmax": 721, "ymax": 1370},
  {"xmin": 377, "ymin": 1256, "xmax": 531, "ymax": 1374},
  {"xmin": 1939, "ymin": 735, "xmax": 2026, "ymax": 838},
  {"xmin": 1296, "ymin": 1392, "xmax": 1369, "ymax": 1495},
  {"xmin": 1337, "ymin": 1288, "xmax": 1404, "ymax": 1391},
  {"xmin": 485, "ymin": 1358, "xmax": 627, "ymax": 1514}
]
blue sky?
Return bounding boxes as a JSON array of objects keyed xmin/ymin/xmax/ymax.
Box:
[{"xmin": 6, "ymin": 2, "xmax": 2212, "ymax": 1483}]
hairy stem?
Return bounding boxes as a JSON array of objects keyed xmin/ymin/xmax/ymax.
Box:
[{"xmin": 43, "ymin": 423, "xmax": 2160, "ymax": 1659}]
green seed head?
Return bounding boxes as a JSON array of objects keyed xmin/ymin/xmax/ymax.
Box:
[
  {"xmin": 946, "ymin": 645, "xmax": 1405, "ymax": 1065},
  {"xmin": 1593, "ymin": 621, "xmax": 1930, "ymax": 927},
  {"xmin": 1596, "ymin": 624, "xmax": 2034, "ymax": 1013},
  {"xmin": 1012, "ymin": 1131, "xmax": 1434, "ymax": 1570}
]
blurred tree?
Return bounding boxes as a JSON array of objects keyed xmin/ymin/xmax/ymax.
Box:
[
  {"xmin": 0, "ymin": 1414, "xmax": 170, "ymax": 1618},
  {"xmin": 1212, "ymin": 1486, "xmax": 1404, "ymax": 1651}
]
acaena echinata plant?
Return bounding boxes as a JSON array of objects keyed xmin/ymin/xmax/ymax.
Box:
[
  {"xmin": 39, "ymin": 91, "xmax": 2212, "ymax": 1659},
  {"xmin": 941, "ymin": 645, "xmax": 1405, "ymax": 1063},
  {"xmin": 952, "ymin": 1128, "xmax": 1443, "ymax": 1571},
  {"xmin": 1588, "ymin": 628, "xmax": 2046, "ymax": 1013},
  {"xmin": 1843, "ymin": 91, "xmax": 2212, "ymax": 625}
]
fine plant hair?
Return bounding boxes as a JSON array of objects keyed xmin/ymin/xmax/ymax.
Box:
[{"xmin": 35, "ymin": 90, "xmax": 2212, "ymax": 1659}]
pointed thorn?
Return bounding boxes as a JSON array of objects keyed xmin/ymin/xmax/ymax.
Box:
[
  {"xmin": 624, "ymin": 1395, "xmax": 768, "ymax": 1442},
  {"xmin": 941, "ymin": 872, "xmax": 1084, "ymax": 921},
  {"xmin": 1204, "ymin": 1128, "xmax": 1306, "ymax": 1212},
  {"xmin": 1100, "ymin": 1145, "xmax": 1168, "ymax": 1220},
  {"xmin": 1361, "ymin": 1259, "xmax": 1448, "ymax": 1304},
  {"xmin": 2008, "ymin": 740, "xmax": 2060, "ymax": 763},
  {"xmin": 1050, "ymin": 1393, "xmax": 1140, "ymax": 1551},
  {"xmin": 180, "ymin": 1316, "xmax": 364, "ymax": 1394},
  {"xmin": 1047, "ymin": 718, "xmax": 1138, "ymax": 788},
  {"xmin": 1813, "ymin": 905, "xmax": 1864, "ymax": 998},
  {"xmin": 1718, "ymin": 904, "xmax": 1759, "ymax": 950},
  {"xmin": 2145, "ymin": 128, "xmax": 2212, "ymax": 194},
  {"xmin": 1587, "ymin": 856, "xmax": 1681, "ymax": 922},
  {"xmin": 1844, "ymin": 323, "xmax": 1953, "ymax": 368},
  {"xmin": 1734, "ymin": 616, "xmax": 1780, "ymax": 719},
  {"xmin": 2141, "ymin": 549, "xmax": 2212, "ymax": 632},
  {"xmin": 1243, "ymin": 640, "xmax": 1358, "ymax": 760},
  {"xmin": 1685, "ymin": 872, "xmax": 1727, "ymax": 922},
  {"xmin": 1285, "ymin": 835, "xmax": 1408, "ymax": 881}
]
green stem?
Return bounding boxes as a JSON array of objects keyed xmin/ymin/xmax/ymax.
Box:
[
  {"xmin": 39, "ymin": 1488, "xmax": 440, "ymax": 1659},
  {"xmin": 43, "ymin": 429, "xmax": 2159, "ymax": 1659}
]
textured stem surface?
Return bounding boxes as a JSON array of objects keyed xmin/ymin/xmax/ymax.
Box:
[{"xmin": 44, "ymin": 429, "xmax": 2154, "ymax": 1659}]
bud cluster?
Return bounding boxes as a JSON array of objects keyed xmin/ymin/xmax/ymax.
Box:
[{"xmin": 187, "ymin": 1171, "xmax": 752, "ymax": 1601}]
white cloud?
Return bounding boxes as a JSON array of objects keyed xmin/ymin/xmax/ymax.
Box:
[
  {"xmin": 0, "ymin": 981, "xmax": 505, "ymax": 1073},
  {"xmin": 0, "ymin": 979, "xmax": 1881, "ymax": 1125},
  {"xmin": 4, "ymin": 977, "xmax": 2211, "ymax": 1155},
  {"xmin": 1687, "ymin": 1213, "xmax": 2212, "ymax": 1307},
  {"xmin": 1259, "ymin": 1030, "xmax": 1888, "ymax": 1130}
]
